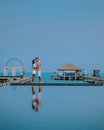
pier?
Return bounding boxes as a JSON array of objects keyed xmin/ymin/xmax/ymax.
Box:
[
  {"xmin": 0, "ymin": 76, "xmax": 31, "ymax": 87},
  {"xmin": 0, "ymin": 58, "xmax": 104, "ymax": 87},
  {"xmin": 0, "ymin": 76, "xmax": 104, "ymax": 87},
  {"xmin": 83, "ymin": 75, "xmax": 104, "ymax": 84}
]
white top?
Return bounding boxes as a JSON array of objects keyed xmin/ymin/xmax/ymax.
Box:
[{"xmin": 33, "ymin": 62, "xmax": 37, "ymax": 69}]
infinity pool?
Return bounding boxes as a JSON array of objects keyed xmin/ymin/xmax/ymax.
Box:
[{"xmin": 0, "ymin": 85, "xmax": 104, "ymax": 130}]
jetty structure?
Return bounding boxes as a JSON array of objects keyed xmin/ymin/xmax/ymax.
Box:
[
  {"xmin": 52, "ymin": 63, "xmax": 82, "ymax": 80},
  {"xmin": 83, "ymin": 68, "xmax": 104, "ymax": 84},
  {"xmin": 0, "ymin": 58, "xmax": 31, "ymax": 86},
  {"xmin": 9, "ymin": 65, "xmax": 104, "ymax": 86},
  {"xmin": 0, "ymin": 59, "xmax": 104, "ymax": 86}
]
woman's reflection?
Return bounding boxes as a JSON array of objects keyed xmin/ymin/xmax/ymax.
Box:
[{"xmin": 31, "ymin": 85, "xmax": 43, "ymax": 111}]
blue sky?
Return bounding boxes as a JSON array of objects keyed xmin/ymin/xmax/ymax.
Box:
[{"xmin": 0, "ymin": 0, "xmax": 104, "ymax": 72}]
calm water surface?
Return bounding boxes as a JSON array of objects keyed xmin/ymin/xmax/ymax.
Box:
[{"xmin": 0, "ymin": 85, "xmax": 104, "ymax": 130}]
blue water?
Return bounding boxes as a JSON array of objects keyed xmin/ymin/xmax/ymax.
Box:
[
  {"xmin": 1, "ymin": 72, "xmax": 104, "ymax": 83},
  {"xmin": 0, "ymin": 85, "xmax": 104, "ymax": 130},
  {"xmin": 0, "ymin": 72, "xmax": 104, "ymax": 130}
]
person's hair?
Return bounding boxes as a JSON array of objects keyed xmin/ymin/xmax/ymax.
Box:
[
  {"xmin": 32, "ymin": 100, "xmax": 39, "ymax": 112},
  {"xmin": 35, "ymin": 57, "xmax": 39, "ymax": 60},
  {"xmin": 32, "ymin": 59, "xmax": 34, "ymax": 64},
  {"xmin": 32, "ymin": 57, "xmax": 39, "ymax": 68},
  {"xmin": 32, "ymin": 59, "xmax": 35, "ymax": 69}
]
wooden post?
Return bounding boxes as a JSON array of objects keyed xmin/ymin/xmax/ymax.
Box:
[
  {"xmin": 12, "ymin": 67, "xmax": 16, "ymax": 76},
  {"xmin": 4, "ymin": 66, "xmax": 24, "ymax": 77},
  {"xmin": 4, "ymin": 67, "xmax": 8, "ymax": 76},
  {"xmin": 75, "ymin": 72, "xmax": 76, "ymax": 80}
]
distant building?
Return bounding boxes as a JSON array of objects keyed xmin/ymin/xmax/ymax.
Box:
[
  {"xmin": 92, "ymin": 68, "xmax": 101, "ymax": 77},
  {"xmin": 52, "ymin": 64, "xmax": 82, "ymax": 80}
]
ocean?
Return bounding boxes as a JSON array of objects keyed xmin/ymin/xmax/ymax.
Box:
[{"xmin": 0, "ymin": 72, "xmax": 104, "ymax": 130}]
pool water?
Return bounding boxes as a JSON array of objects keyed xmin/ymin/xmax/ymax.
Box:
[{"xmin": 0, "ymin": 85, "xmax": 104, "ymax": 130}]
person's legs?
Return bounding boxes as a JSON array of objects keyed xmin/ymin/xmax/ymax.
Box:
[
  {"xmin": 39, "ymin": 76, "xmax": 42, "ymax": 81},
  {"xmin": 32, "ymin": 74, "xmax": 36, "ymax": 82},
  {"xmin": 31, "ymin": 86, "xmax": 35, "ymax": 94},
  {"xmin": 38, "ymin": 70, "xmax": 42, "ymax": 82},
  {"xmin": 38, "ymin": 85, "xmax": 43, "ymax": 93},
  {"xmin": 32, "ymin": 70, "xmax": 36, "ymax": 82}
]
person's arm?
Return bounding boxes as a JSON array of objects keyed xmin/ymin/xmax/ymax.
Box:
[
  {"xmin": 37, "ymin": 60, "xmax": 41, "ymax": 70},
  {"xmin": 33, "ymin": 63, "xmax": 38, "ymax": 70}
]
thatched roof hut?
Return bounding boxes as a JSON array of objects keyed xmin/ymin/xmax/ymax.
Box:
[
  {"xmin": 57, "ymin": 64, "xmax": 81, "ymax": 71},
  {"xmin": 55, "ymin": 64, "xmax": 82, "ymax": 80}
]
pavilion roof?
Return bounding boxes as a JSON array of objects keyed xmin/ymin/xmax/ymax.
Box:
[{"xmin": 57, "ymin": 64, "xmax": 81, "ymax": 71}]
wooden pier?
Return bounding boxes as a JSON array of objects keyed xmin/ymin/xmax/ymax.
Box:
[
  {"xmin": 83, "ymin": 75, "xmax": 104, "ymax": 84},
  {"xmin": 0, "ymin": 76, "xmax": 31, "ymax": 87}
]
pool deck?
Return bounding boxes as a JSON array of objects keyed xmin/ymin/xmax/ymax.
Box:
[
  {"xmin": 1, "ymin": 82, "xmax": 104, "ymax": 87},
  {"xmin": 10, "ymin": 82, "xmax": 104, "ymax": 86}
]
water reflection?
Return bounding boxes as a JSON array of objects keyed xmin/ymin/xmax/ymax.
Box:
[{"xmin": 31, "ymin": 84, "xmax": 43, "ymax": 112}]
